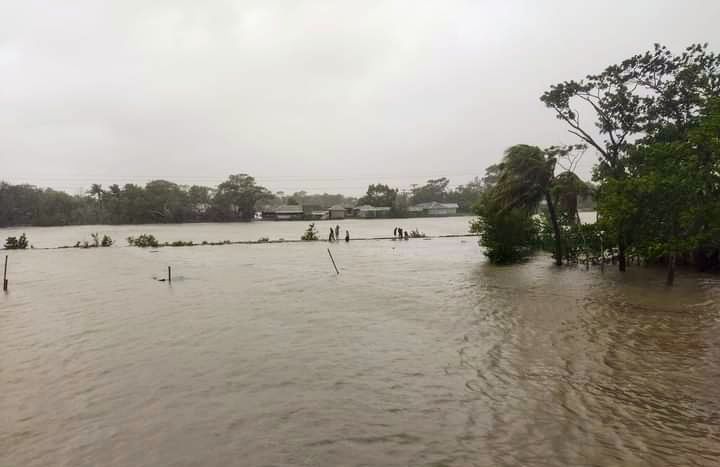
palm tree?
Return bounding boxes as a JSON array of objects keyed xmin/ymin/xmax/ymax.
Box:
[
  {"xmin": 88, "ymin": 184, "xmax": 103, "ymax": 202},
  {"xmin": 493, "ymin": 144, "xmax": 564, "ymax": 265}
]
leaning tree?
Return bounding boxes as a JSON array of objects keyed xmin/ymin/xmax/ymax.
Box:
[{"xmin": 541, "ymin": 43, "xmax": 720, "ymax": 271}]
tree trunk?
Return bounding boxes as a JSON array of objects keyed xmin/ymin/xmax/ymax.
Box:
[
  {"xmin": 618, "ymin": 234, "xmax": 627, "ymax": 272},
  {"xmin": 666, "ymin": 251, "xmax": 676, "ymax": 286},
  {"xmin": 545, "ymin": 192, "xmax": 563, "ymax": 266}
]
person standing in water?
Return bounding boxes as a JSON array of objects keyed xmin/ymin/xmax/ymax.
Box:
[
  {"xmin": 393, "ymin": 227, "xmax": 397, "ymax": 237},
  {"xmin": 335, "ymin": 224, "xmax": 340, "ymax": 239},
  {"xmin": 398, "ymin": 227, "xmax": 403, "ymax": 238},
  {"xmin": 404, "ymin": 230, "xmax": 409, "ymax": 240},
  {"xmin": 329, "ymin": 228, "xmax": 335, "ymax": 242},
  {"xmin": 345, "ymin": 230, "xmax": 350, "ymax": 242}
]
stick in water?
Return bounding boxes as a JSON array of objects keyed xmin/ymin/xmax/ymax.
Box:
[
  {"xmin": 3, "ymin": 255, "xmax": 7, "ymax": 292},
  {"xmin": 168, "ymin": 266, "xmax": 172, "ymax": 283},
  {"xmin": 327, "ymin": 248, "xmax": 339, "ymax": 275}
]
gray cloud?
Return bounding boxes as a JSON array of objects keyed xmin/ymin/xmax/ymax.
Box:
[{"xmin": 1, "ymin": 0, "xmax": 718, "ymax": 194}]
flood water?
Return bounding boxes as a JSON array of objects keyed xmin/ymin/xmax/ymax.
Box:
[{"xmin": 2, "ymin": 217, "xmax": 719, "ymax": 467}]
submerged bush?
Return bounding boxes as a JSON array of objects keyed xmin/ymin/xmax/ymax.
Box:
[
  {"xmin": 471, "ymin": 191, "xmax": 540, "ymax": 264},
  {"xmin": 169, "ymin": 240, "xmax": 194, "ymax": 247},
  {"xmin": 258, "ymin": 237, "xmax": 270, "ymax": 243},
  {"xmin": 301, "ymin": 223, "xmax": 319, "ymax": 241},
  {"xmin": 127, "ymin": 234, "xmax": 159, "ymax": 248},
  {"xmin": 76, "ymin": 233, "xmax": 113, "ymax": 248},
  {"xmin": 4, "ymin": 233, "xmax": 29, "ymax": 250}
]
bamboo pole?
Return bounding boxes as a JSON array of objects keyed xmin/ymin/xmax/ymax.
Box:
[
  {"xmin": 3, "ymin": 255, "xmax": 7, "ymax": 291},
  {"xmin": 168, "ymin": 266, "xmax": 172, "ymax": 283},
  {"xmin": 327, "ymin": 248, "xmax": 339, "ymax": 275}
]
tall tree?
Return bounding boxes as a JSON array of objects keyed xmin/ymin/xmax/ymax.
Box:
[
  {"xmin": 213, "ymin": 174, "xmax": 271, "ymax": 221},
  {"xmin": 493, "ymin": 145, "xmax": 564, "ymax": 266},
  {"xmin": 357, "ymin": 184, "xmax": 398, "ymax": 207},
  {"xmin": 601, "ymin": 98, "xmax": 720, "ymax": 284},
  {"xmin": 411, "ymin": 177, "xmax": 450, "ymax": 204},
  {"xmin": 541, "ymin": 43, "xmax": 720, "ymax": 271}
]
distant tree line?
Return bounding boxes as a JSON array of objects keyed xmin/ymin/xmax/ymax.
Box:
[
  {"xmin": 473, "ymin": 43, "xmax": 720, "ymax": 285},
  {"xmin": 1, "ymin": 169, "xmax": 530, "ymax": 227},
  {"xmin": 0, "ymin": 174, "xmax": 274, "ymax": 227}
]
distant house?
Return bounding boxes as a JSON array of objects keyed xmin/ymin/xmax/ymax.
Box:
[
  {"xmin": 328, "ymin": 205, "xmax": 346, "ymax": 220},
  {"xmin": 302, "ymin": 204, "xmax": 322, "ymax": 217},
  {"xmin": 354, "ymin": 205, "xmax": 392, "ymax": 218},
  {"xmin": 261, "ymin": 205, "xmax": 305, "ymax": 220},
  {"xmin": 305, "ymin": 210, "xmax": 329, "ymax": 220},
  {"xmin": 409, "ymin": 202, "xmax": 459, "ymax": 216}
]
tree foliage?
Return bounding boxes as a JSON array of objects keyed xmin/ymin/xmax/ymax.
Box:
[
  {"xmin": 357, "ymin": 184, "xmax": 398, "ymax": 207},
  {"xmin": 541, "ymin": 42, "xmax": 720, "ymax": 271},
  {"xmin": 411, "ymin": 177, "xmax": 450, "ymax": 204},
  {"xmin": 0, "ymin": 174, "xmax": 273, "ymax": 227},
  {"xmin": 4, "ymin": 233, "xmax": 29, "ymax": 250},
  {"xmin": 471, "ymin": 192, "xmax": 539, "ymax": 264}
]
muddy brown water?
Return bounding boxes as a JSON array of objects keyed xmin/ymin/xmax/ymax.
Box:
[{"xmin": 1, "ymin": 217, "xmax": 719, "ymax": 466}]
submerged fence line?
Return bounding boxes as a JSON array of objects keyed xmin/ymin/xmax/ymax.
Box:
[{"xmin": 1, "ymin": 234, "xmax": 480, "ymax": 252}]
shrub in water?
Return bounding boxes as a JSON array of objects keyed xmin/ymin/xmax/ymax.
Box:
[
  {"xmin": 301, "ymin": 223, "xmax": 319, "ymax": 241},
  {"xmin": 101, "ymin": 235, "xmax": 113, "ymax": 247},
  {"xmin": 4, "ymin": 233, "xmax": 29, "ymax": 250},
  {"xmin": 127, "ymin": 234, "xmax": 160, "ymax": 248}
]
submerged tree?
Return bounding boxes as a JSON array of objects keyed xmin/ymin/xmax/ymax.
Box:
[
  {"xmin": 4, "ymin": 233, "xmax": 29, "ymax": 250},
  {"xmin": 471, "ymin": 191, "xmax": 538, "ymax": 264},
  {"xmin": 541, "ymin": 43, "xmax": 720, "ymax": 271},
  {"xmin": 493, "ymin": 145, "xmax": 563, "ymax": 265},
  {"xmin": 301, "ymin": 223, "xmax": 319, "ymax": 241},
  {"xmin": 601, "ymin": 98, "xmax": 720, "ymax": 284}
]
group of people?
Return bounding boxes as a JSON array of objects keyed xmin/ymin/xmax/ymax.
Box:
[
  {"xmin": 329, "ymin": 224, "xmax": 350, "ymax": 242},
  {"xmin": 393, "ymin": 227, "xmax": 410, "ymax": 240}
]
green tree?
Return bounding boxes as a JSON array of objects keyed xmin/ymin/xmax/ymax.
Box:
[
  {"xmin": 411, "ymin": 177, "xmax": 450, "ymax": 204},
  {"xmin": 541, "ymin": 43, "xmax": 720, "ymax": 271},
  {"xmin": 447, "ymin": 177, "xmax": 484, "ymax": 213},
  {"xmin": 493, "ymin": 145, "xmax": 564, "ymax": 265},
  {"xmin": 213, "ymin": 174, "xmax": 271, "ymax": 221},
  {"xmin": 357, "ymin": 184, "xmax": 397, "ymax": 207},
  {"xmin": 471, "ymin": 192, "xmax": 539, "ymax": 264},
  {"xmin": 601, "ymin": 98, "xmax": 720, "ymax": 284}
]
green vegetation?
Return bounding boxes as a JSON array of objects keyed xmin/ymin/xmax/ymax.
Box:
[
  {"xmin": 301, "ymin": 223, "xmax": 319, "ymax": 241},
  {"xmin": 168, "ymin": 240, "xmax": 194, "ymax": 247},
  {"xmin": 471, "ymin": 198, "xmax": 540, "ymax": 264},
  {"xmin": 73, "ymin": 233, "xmax": 113, "ymax": 248},
  {"xmin": 0, "ymin": 174, "xmax": 272, "ymax": 227},
  {"xmin": 355, "ymin": 177, "xmax": 487, "ymax": 215},
  {"xmin": 0, "ymin": 172, "xmax": 487, "ymax": 227},
  {"xmin": 127, "ymin": 234, "xmax": 160, "ymax": 248},
  {"xmin": 475, "ymin": 43, "xmax": 720, "ymax": 284},
  {"xmin": 357, "ymin": 184, "xmax": 399, "ymax": 208},
  {"xmin": 4, "ymin": 233, "xmax": 29, "ymax": 250}
]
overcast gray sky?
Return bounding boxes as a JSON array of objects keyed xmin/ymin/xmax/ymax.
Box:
[{"xmin": 1, "ymin": 0, "xmax": 719, "ymax": 195}]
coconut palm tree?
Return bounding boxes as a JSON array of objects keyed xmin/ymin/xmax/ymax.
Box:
[
  {"xmin": 493, "ymin": 144, "xmax": 564, "ymax": 265},
  {"xmin": 88, "ymin": 183, "xmax": 103, "ymax": 201}
]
